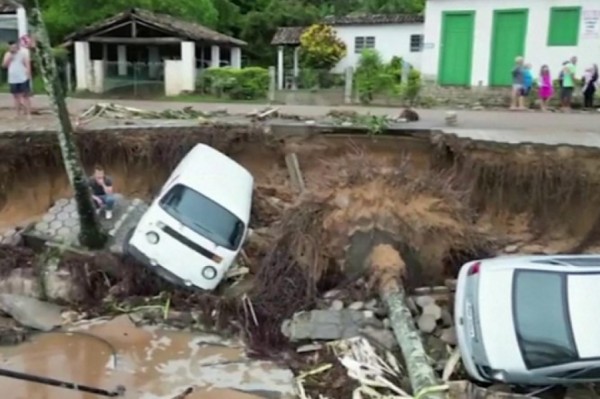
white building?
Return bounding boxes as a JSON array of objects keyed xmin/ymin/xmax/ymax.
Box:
[
  {"xmin": 422, "ymin": 0, "xmax": 600, "ymax": 86},
  {"xmin": 271, "ymin": 14, "xmax": 424, "ymax": 90},
  {"xmin": 0, "ymin": 0, "xmax": 27, "ymax": 43},
  {"xmin": 62, "ymin": 8, "xmax": 245, "ymax": 95}
]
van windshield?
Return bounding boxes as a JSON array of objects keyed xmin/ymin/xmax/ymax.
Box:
[{"xmin": 158, "ymin": 184, "xmax": 244, "ymax": 250}]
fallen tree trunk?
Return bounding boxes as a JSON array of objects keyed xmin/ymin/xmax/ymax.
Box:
[{"xmin": 368, "ymin": 244, "xmax": 446, "ymax": 399}]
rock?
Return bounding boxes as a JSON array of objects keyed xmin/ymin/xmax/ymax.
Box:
[
  {"xmin": 348, "ymin": 301, "xmax": 364, "ymax": 310},
  {"xmin": 406, "ymin": 296, "xmax": 419, "ymax": 315},
  {"xmin": 341, "ymin": 121, "xmax": 353, "ymax": 127},
  {"xmin": 360, "ymin": 326, "xmax": 398, "ymax": 351},
  {"xmin": 444, "ymin": 279, "xmax": 457, "ymax": 291},
  {"xmin": 323, "ymin": 289, "xmax": 341, "ymax": 299},
  {"xmin": 383, "ymin": 318, "xmax": 391, "ymax": 329},
  {"xmin": 330, "ymin": 300, "xmax": 344, "ymax": 310},
  {"xmin": 440, "ymin": 309, "xmax": 453, "ymax": 327},
  {"xmin": 422, "ymin": 303, "xmax": 442, "ymax": 320},
  {"xmin": 417, "ymin": 314, "xmax": 437, "ymax": 333},
  {"xmin": 362, "ymin": 310, "xmax": 374, "ymax": 319},
  {"xmin": 440, "ymin": 327, "xmax": 457, "ymax": 346},
  {"xmin": 503, "ymin": 244, "xmax": 519, "ymax": 254},
  {"xmin": 281, "ymin": 309, "xmax": 376, "ymax": 341},
  {"xmin": 365, "ymin": 299, "xmax": 378, "ymax": 310},
  {"xmin": 414, "ymin": 295, "xmax": 435, "ymax": 309},
  {"xmin": 296, "ymin": 343, "xmax": 323, "ymax": 353},
  {"xmin": 472, "ymin": 105, "xmax": 484, "ymax": 111},
  {"xmin": 0, "ymin": 294, "xmax": 64, "ymax": 331}
]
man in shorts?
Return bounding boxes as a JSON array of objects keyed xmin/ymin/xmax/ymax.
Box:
[
  {"xmin": 2, "ymin": 41, "xmax": 31, "ymax": 119},
  {"xmin": 561, "ymin": 56, "xmax": 577, "ymax": 111},
  {"xmin": 89, "ymin": 165, "xmax": 116, "ymax": 220}
]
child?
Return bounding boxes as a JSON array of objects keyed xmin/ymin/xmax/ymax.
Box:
[
  {"xmin": 582, "ymin": 64, "xmax": 598, "ymax": 109},
  {"xmin": 522, "ymin": 64, "xmax": 533, "ymax": 108},
  {"xmin": 538, "ymin": 65, "xmax": 553, "ymax": 111}
]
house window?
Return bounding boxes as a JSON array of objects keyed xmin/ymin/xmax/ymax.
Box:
[
  {"xmin": 548, "ymin": 7, "xmax": 581, "ymax": 46},
  {"xmin": 410, "ymin": 34, "xmax": 423, "ymax": 52},
  {"xmin": 355, "ymin": 36, "xmax": 375, "ymax": 53}
]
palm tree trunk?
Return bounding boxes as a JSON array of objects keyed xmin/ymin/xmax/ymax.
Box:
[{"xmin": 27, "ymin": 2, "xmax": 107, "ymax": 249}]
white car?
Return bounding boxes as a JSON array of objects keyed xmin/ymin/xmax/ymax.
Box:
[
  {"xmin": 125, "ymin": 143, "xmax": 254, "ymax": 290},
  {"xmin": 455, "ymin": 255, "xmax": 600, "ymax": 386}
]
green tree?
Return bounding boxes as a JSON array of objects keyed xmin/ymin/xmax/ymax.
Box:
[
  {"xmin": 28, "ymin": 0, "xmax": 108, "ymax": 249},
  {"xmin": 299, "ymin": 24, "xmax": 346, "ymax": 71}
]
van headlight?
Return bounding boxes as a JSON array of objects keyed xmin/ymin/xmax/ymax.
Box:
[
  {"xmin": 146, "ymin": 231, "xmax": 159, "ymax": 244},
  {"xmin": 202, "ymin": 266, "xmax": 217, "ymax": 280}
]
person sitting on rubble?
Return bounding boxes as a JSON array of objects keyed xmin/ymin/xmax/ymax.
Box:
[{"xmin": 89, "ymin": 165, "xmax": 116, "ymax": 220}]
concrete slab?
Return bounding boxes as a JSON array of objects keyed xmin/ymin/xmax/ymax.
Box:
[{"xmin": 441, "ymin": 128, "xmax": 600, "ymax": 149}]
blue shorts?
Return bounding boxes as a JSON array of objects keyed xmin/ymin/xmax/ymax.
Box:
[{"xmin": 9, "ymin": 80, "xmax": 30, "ymax": 95}]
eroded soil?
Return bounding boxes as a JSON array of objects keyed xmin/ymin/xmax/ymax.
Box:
[{"xmin": 2, "ymin": 127, "xmax": 600, "ymax": 398}]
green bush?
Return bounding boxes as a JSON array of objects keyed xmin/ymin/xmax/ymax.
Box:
[
  {"xmin": 354, "ymin": 49, "xmax": 395, "ymax": 104},
  {"xmin": 402, "ymin": 69, "xmax": 422, "ymax": 105},
  {"xmin": 198, "ymin": 66, "xmax": 268, "ymax": 100}
]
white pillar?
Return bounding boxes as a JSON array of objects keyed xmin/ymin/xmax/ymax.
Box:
[
  {"xmin": 74, "ymin": 41, "xmax": 90, "ymax": 91},
  {"xmin": 16, "ymin": 7, "xmax": 27, "ymax": 38},
  {"xmin": 181, "ymin": 41, "xmax": 196, "ymax": 92},
  {"xmin": 292, "ymin": 47, "xmax": 299, "ymax": 90},
  {"xmin": 148, "ymin": 46, "xmax": 160, "ymax": 78},
  {"xmin": 210, "ymin": 45, "xmax": 220, "ymax": 68},
  {"xmin": 90, "ymin": 60, "xmax": 106, "ymax": 93},
  {"xmin": 117, "ymin": 45, "xmax": 127, "ymax": 76},
  {"xmin": 230, "ymin": 47, "xmax": 241, "ymax": 68},
  {"xmin": 277, "ymin": 46, "xmax": 284, "ymax": 90}
]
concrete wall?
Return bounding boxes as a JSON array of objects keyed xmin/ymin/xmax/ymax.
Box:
[
  {"xmin": 423, "ymin": 0, "xmax": 600, "ymax": 86},
  {"xmin": 332, "ymin": 23, "xmax": 424, "ymax": 73},
  {"xmin": 164, "ymin": 60, "xmax": 185, "ymax": 96}
]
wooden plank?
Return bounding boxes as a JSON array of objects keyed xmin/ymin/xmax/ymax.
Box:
[{"xmin": 87, "ymin": 37, "xmax": 182, "ymax": 44}]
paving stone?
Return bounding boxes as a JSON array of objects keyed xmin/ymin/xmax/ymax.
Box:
[
  {"xmin": 56, "ymin": 226, "xmax": 74, "ymax": 240},
  {"xmin": 64, "ymin": 219, "xmax": 79, "ymax": 228},
  {"xmin": 63, "ymin": 202, "xmax": 76, "ymax": 212},
  {"xmin": 57, "ymin": 212, "xmax": 70, "ymax": 221},
  {"xmin": 54, "ymin": 198, "xmax": 69, "ymax": 207},
  {"xmin": 49, "ymin": 220, "xmax": 63, "ymax": 230},
  {"xmin": 35, "ymin": 222, "xmax": 49, "ymax": 231},
  {"xmin": 42, "ymin": 213, "xmax": 54, "ymax": 222}
]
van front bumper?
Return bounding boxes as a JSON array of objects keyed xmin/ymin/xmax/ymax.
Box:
[{"xmin": 126, "ymin": 243, "xmax": 189, "ymax": 288}]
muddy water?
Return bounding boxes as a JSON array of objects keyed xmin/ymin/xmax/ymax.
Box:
[
  {"xmin": 0, "ymin": 135, "xmax": 430, "ymax": 232},
  {"xmin": 0, "ymin": 316, "xmax": 294, "ymax": 399}
]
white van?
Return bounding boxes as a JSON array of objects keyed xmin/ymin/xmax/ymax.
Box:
[{"xmin": 125, "ymin": 144, "xmax": 253, "ymax": 290}]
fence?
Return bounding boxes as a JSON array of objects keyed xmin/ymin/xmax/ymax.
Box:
[
  {"xmin": 100, "ymin": 61, "xmax": 164, "ymax": 98},
  {"xmin": 274, "ymin": 68, "xmax": 349, "ymax": 105}
]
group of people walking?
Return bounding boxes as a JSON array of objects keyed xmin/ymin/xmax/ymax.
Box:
[{"xmin": 511, "ymin": 56, "xmax": 598, "ymax": 111}]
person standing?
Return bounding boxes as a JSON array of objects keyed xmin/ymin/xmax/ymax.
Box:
[
  {"xmin": 522, "ymin": 63, "xmax": 534, "ymax": 108},
  {"xmin": 538, "ymin": 65, "xmax": 554, "ymax": 111},
  {"xmin": 582, "ymin": 64, "xmax": 598, "ymax": 109},
  {"xmin": 560, "ymin": 56, "xmax": 577, "ymax": 111},
  {"xmin": 511, "ymin": 56, "xmax": 525, "ymax": 110},
  {"xmin": 2, "ymin": 41, "xmax": 31, "ymax": 118}
]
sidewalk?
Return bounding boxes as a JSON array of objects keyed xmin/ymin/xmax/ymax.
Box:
[{"xmin": 1, "ymin": 93, "xmax": 599, "ymax": 134}]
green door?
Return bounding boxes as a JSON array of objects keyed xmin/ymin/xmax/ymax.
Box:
[
  {"xmin": 489, "ymin": 9, "xmax": 528, "ymax": 86},
  {"xmin": 438, "ymin": 12, "xmax": 475, "ymax": 86}
]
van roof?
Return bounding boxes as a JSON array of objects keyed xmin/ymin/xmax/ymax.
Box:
[{"xmin": 174, "ymin": 144, "xmax": 254, "ymax": 221}]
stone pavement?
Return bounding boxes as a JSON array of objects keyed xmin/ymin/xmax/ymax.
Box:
[
  {"xmin": 25, "ymin": 196, "xmax": 148, "ymax": 252},
  {"xmin": 1, "ymin": 93, "xmax": 599, "ymax": 135}
]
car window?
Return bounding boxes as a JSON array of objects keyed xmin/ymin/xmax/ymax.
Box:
[
  {"xmin": 559, "ymin": 257, "xmax": 600, "ymax": 267},
  {"xmin": 513, "ymin": 271, "xmax": 578, "ymax": 369},
  {"xmin": 159, "ymin": 184, "xmax": 244, "ymax": 250}
]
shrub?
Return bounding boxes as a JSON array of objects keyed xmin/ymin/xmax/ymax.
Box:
[
  {"xmin": 300, "ymin": 24, "xmax": 346, "ymax": 71},
  {"xmin": 198, "ymin": 67, "xmax": 268, "ymax": 100},
  {"xmin": 402, "ymin": 68, "xmax": 422, "ymax": 105},
  {"xmin": 354, "ymin": 49, "xmax": 394, "ymax": 104}
]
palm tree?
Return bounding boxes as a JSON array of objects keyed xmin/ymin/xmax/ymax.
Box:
[{"xmin": 27, "ymin": 1, "xmax": 107, "ymax": 249}]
